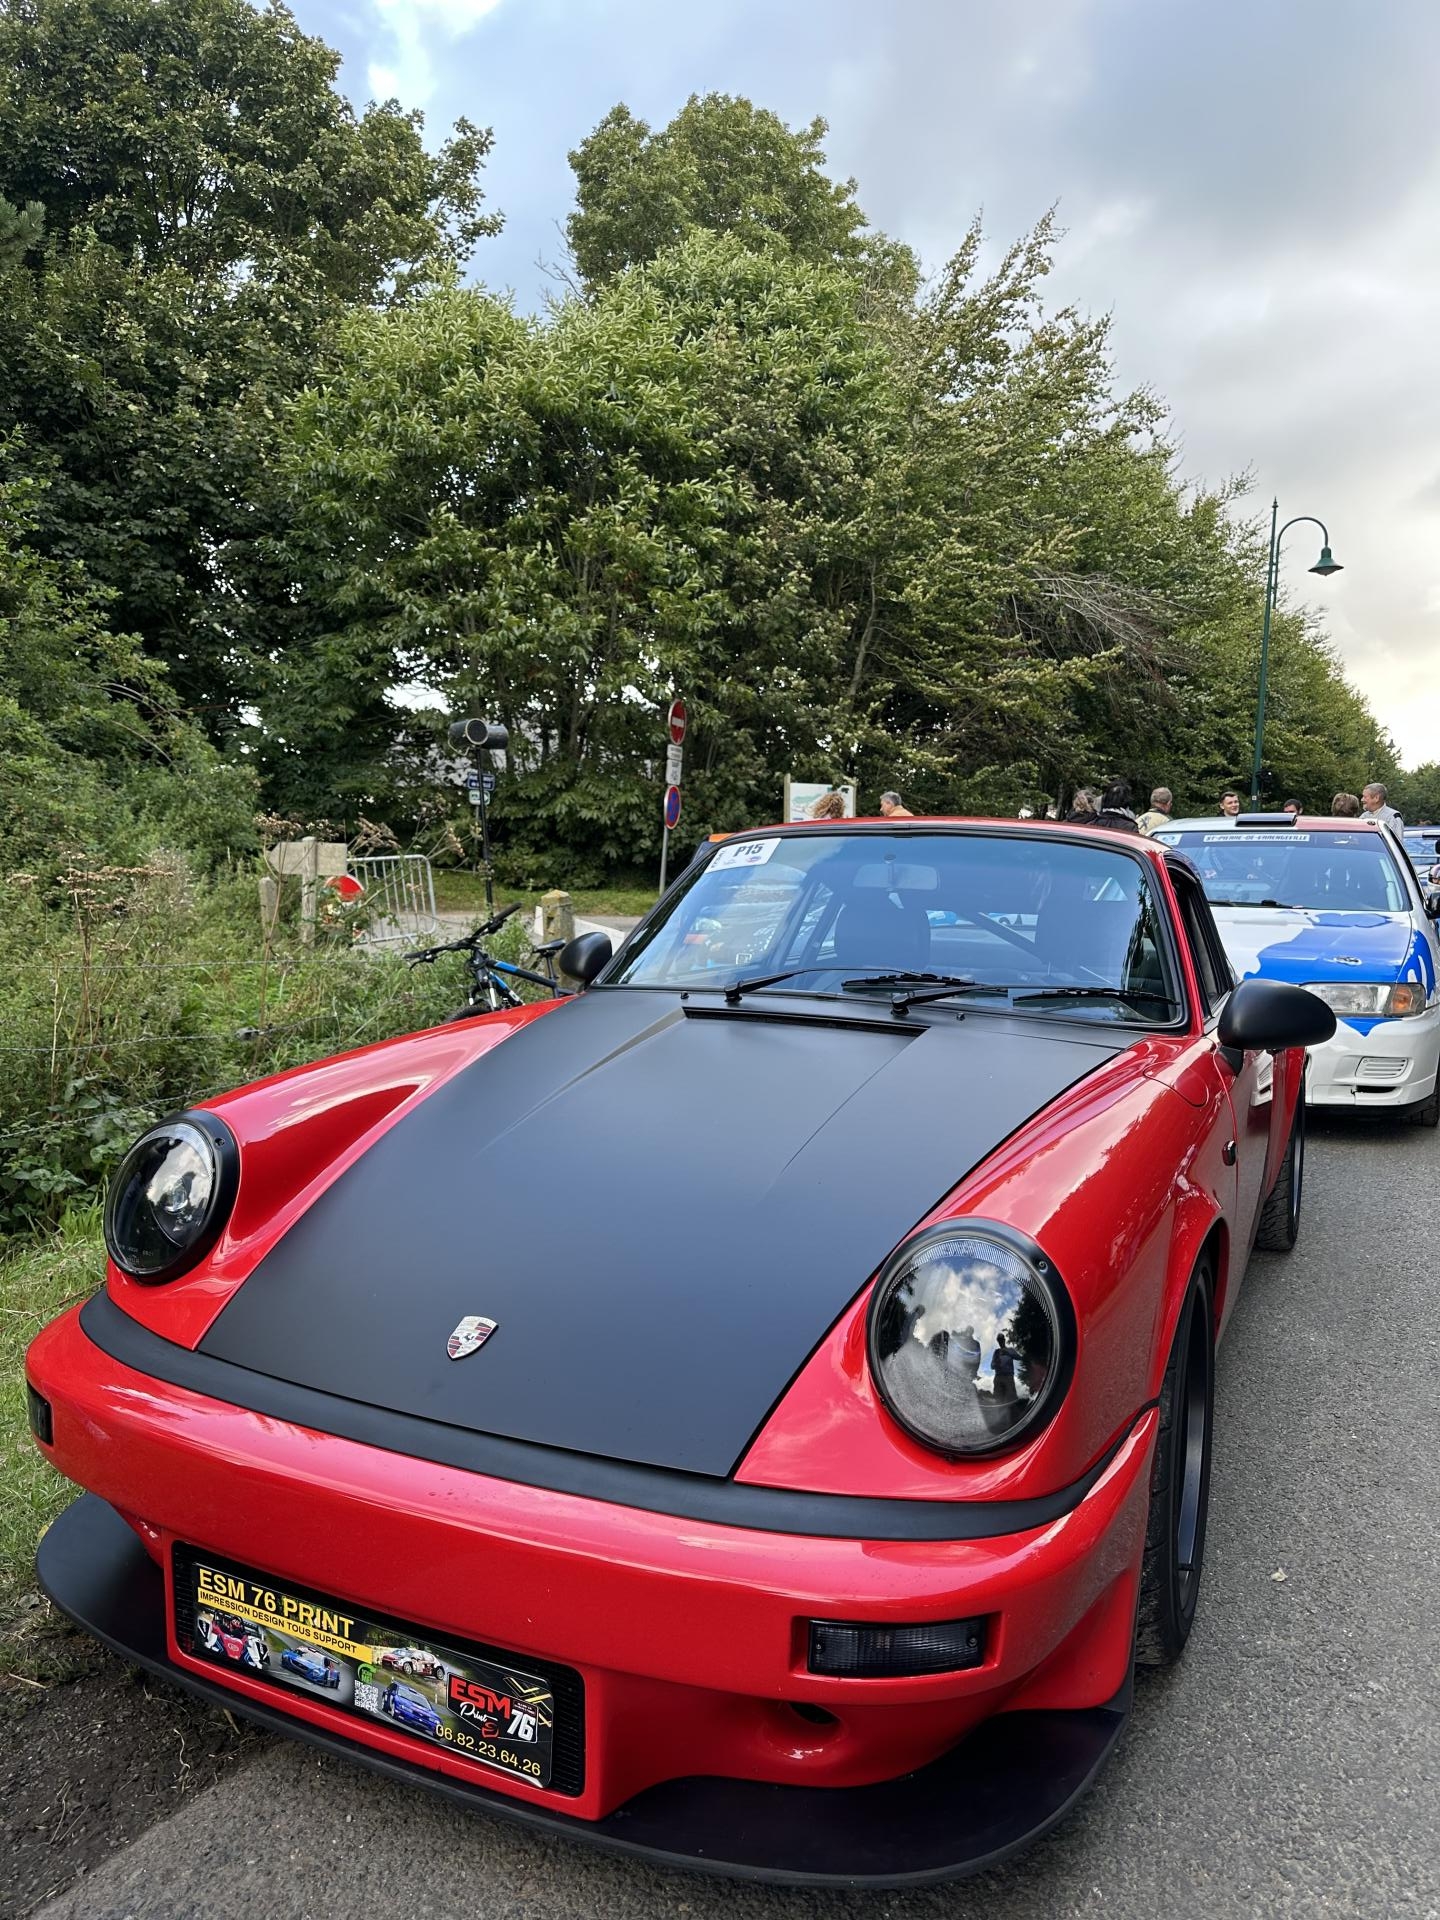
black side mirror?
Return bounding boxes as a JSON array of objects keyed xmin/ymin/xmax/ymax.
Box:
[
  {"xmin": 1424, "ymin": 887, "xmax": 1440, "ymax": 920},
  {"xmin": 558, "ymin": 931, "xmax": 612, "ymax": 988},
  {"xmin": 1217, "ymin": 978, "xmax": 1336, "ymax": 1068}
]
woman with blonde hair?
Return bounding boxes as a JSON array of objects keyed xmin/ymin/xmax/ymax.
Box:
[{"xmin": 810, "ymin": 790, "xmax": 847, "ymax": 820}]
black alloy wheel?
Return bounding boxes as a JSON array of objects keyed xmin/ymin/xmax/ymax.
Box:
[
  {"xmin": 1135, "ymin": 1267, "xmax": 1215, "ymax": 1668},
  {"xmin": 1254, "ymin": 1092, "xmax": 1305, "ymax": 1252}
]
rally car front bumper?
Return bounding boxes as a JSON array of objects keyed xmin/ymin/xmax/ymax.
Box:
[
  {"xmin": 27, "ymin": 1296, "xmax": 1153, "ymax": 1886},
  {"xmin": 1305, "ymin": 1003, "xmax": 1440, "ymax": 1110}
]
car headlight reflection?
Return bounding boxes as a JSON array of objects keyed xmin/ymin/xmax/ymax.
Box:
[
  {"xmin": 867, "ymin": 1225, "xmax": 1074, "ymax": 1458},
  {"xmin": 104, "ymin": 1112, "xmax": 239, "ymax": 1282},
  {"xmin": 1302, "ymin": 981, "xmax": 1428, "ymax": 1019}
]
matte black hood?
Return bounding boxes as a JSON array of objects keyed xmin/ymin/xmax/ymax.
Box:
[{"xmin": 201, "ymin": 991, "xmax": 1121, "ymax": 1476}]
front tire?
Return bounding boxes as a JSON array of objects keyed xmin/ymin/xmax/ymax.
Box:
[
  {"xmin": 1135, "ymin": 1267, "xmax": 1215, "ymax": 1668},
  {"xmin": 1255, "ymin": 1092, "xmax": 1305, "ymax": 1252},
  {"xmin": 1402, "ymin": 1078, "xmax": 1440, "ymax": 1128}
]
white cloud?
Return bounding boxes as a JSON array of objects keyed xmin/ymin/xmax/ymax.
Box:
[{"xmin": 364, "ymin": 0, "xmax": 504, "ymax": 106}]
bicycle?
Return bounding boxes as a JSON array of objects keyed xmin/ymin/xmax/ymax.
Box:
[{"xmin": 404, "ymin": 905, "xmax": 570, "ymax": 1021}]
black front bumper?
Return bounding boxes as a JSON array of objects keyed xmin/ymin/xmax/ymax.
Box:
[{"xmin": 39, "ymin": 1494, "xmax": 1132, "ymax": 1888}]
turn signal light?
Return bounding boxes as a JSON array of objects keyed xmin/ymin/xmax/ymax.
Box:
[
  {"xmin": 808, "ymin": 1616, "xmax": 987, "ymax": 1677},
  {"xmin": 26, "ymin": 1382, "xmax": 53, "ymax": 1446}
]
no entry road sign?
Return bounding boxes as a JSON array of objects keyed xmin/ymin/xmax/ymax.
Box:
[{"xmin": 667, "ymin": 699, "xmax": 688, "ymax": 745}]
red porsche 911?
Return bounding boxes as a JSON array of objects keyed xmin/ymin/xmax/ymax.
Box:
[{"xmin": 25, "ymin": 819, "xmax": 1335, "ymax": 1885}]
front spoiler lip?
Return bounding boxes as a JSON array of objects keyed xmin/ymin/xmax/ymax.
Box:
[{"xmin": 39, "ymin": 1494, "xmax": 1132, "ymax": 1889}]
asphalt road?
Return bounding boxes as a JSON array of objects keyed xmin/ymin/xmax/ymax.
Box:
[{"xmin": 36, "ymin": 1115, "xmax": 1440, "ymax": 1920}]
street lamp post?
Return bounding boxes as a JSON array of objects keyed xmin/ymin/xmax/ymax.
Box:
[{"xmin": 1251, "ymin": 498, "xmax": 1343, "ymax": 803}]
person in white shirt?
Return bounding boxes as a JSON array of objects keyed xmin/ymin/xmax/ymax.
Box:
[{"xmin": 1360, "ymin": 782, "xmax": 1404, "ymax": 832}]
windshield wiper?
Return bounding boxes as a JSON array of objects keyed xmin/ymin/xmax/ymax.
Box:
[
  {"xmin": 840, "ymin": 971, "xmax": 978, "ymax": 992},
  {"xmin": 1010, "ymin": 986, "xmax": 1178, "ymax": 1010},
  {"xmin": 1209, "ymin": 898, "xmax": 1296, "ymax": 909},
  {"xmin": 841, "ymin": 972, "xmax": 1010, "ymax": 1015},
  {"xmin": 721, "ymin": 967, "xmax": 820, "ymax": 1004}
]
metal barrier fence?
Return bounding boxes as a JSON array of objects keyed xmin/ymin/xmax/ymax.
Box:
[{"xmin": 347, "ymin": 854, "xmax": 440, "ymax": 947}]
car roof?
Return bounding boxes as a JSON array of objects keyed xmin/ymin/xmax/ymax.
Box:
[
  {"xmin": 707, "ymin": 816, "xmax": 1172, "ymax": 861},
  {"xmin": 1160, "ymin": 815, "xmax": 1388, "ymax": 834}
]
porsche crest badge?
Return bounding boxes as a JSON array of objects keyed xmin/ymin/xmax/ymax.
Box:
[{"xmin": 447, "ymin": 1315, "xmax": 498, "ymax": 1360}]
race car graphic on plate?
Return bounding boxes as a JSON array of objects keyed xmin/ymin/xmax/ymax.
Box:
[
  {"xmin": 198, "ymin": 1611, "xmax": 268, "ymax": 1671},
  {"xmin": 378, "ymin": 1644, "xmax": 446, "ymax": 1682},
  {"xmin": 1156, "ymin": 813, "xmax": 1440, "ymax": 1125},
  {"xmin": 382, "ymin": 1680, "xmax": 443, "ymax": 1735},
  {"xmin": 29, "ymin": 817, "xmax": 1340, "ymax": 1883},
  {"xmin": 280, "ymin": 1643, "xmax": 342, "ymax": 1688}
]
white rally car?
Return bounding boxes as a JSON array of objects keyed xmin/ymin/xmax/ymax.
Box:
[{"xmin": 1154, "ymin": 813, "xmax": 1440, "ymax": 1123}]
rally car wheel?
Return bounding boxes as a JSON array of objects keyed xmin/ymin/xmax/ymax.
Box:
[
  {"xmin": 1135, "ymin": 1267, "xmax": 1214, "ymax": 1669},
  {"xmin": 1401, "ymin": 1079, "xmax": 1440, "ymax": 1128},
  {"xmin": 1254, "ymin": 1094, "xmax": 1304, "ymax": 1252}
]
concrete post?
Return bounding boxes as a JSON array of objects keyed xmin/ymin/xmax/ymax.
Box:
[
  {"xmin": 299, "ymin": 836, "xmax": 319, "ymax": 946},
  {"xmin": 540, "ymin": 889, "xmax": 575, "ymax": 945}
]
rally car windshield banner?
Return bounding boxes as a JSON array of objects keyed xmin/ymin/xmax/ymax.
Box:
[{"xmin": 181, "ymin": 1552, "xmax": 554, "ymax": 1786}]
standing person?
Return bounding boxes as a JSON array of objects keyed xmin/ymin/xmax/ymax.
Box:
[
  {"xmin": 1094, "ymin": 781, "xmax": 1140, "ymax": 833},
  {"xmin": 1361, "ymin": 782, "xmax": 1404, "ymax": 831},
  {"xmin": 1219, "ymin": 789, "xmax": 1242, "ymax": 818},
  {"xmin": 990, "ymin": 1333, "xmax": 1019, "ymax": 1406},
  {"xmin": 1136, "ymin": 787, "xmax": 1174, "ymax": 834},
  {"xmin": 1282, "ymin": 798, "xmax": 1303, "ymax": 818},
  {"xmin": 810, "ymin": 789, "xmax": 847, "ymax": 820},
  {"xmin": 1332, "ymin": 793, "xmax": 1362, "ymax": 817},
  {"xmin": 878, "ymin": 791, "xmax": 913, "ymax": 819},
  {"xmin": 1064, "ymin": 786, "xmax": 1100, "ymax": 824}
]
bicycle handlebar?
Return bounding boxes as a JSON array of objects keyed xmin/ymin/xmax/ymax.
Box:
[{"xmin": 404, "ymin": 902, "xmax": 523, "ymax": 966}]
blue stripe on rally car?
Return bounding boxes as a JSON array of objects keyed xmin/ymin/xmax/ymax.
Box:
[{"xmin": 1249, "ymin": 922, "xmax": 1435, "ymax": 1034}]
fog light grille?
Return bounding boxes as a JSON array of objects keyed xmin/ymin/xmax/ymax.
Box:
[
  {"xmin": 1356, "ymin": 1057, "xmax": 1405, "ymax": 1083},
  {"xmin": 808, "ymin": 1616, "xmax": 987, "ymax": 1677}
]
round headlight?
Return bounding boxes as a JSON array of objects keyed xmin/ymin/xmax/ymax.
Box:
[
  {"xmin": 104, "ymin": 1112, "xmax": 239, "ymax": 1282},
  {"xmin": 867, "ymin": 1223, "xmax": 1075, "ymax": 1458}
]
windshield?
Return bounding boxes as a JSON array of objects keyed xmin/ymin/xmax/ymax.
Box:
[
  {"xmin": 1155, "ymin": 828, "xmax": 1412, "ymax": 912},
  {"xmin": 1401, "ymin": 831, "xmax": 1440, "ymax": 872},
  {"xmin": 613, "ymin": 831, "xmax": 1182, "ymax": 1023}
]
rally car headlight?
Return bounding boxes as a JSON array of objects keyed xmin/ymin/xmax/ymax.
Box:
[
  {"xmin": 104, "ymin": 1111, "xmax": 239, "ymax": 1282},
  {"xmin": 867, "ymin": 1224, "xmax": 1075, "ymax": 1458},
  {"xmin": 1302, "ymin": 981, "xmax": 1428, "ymax": 1019}
]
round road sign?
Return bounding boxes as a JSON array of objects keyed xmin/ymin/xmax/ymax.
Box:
[
  {"xmin": 663, "ymin": 784, "xmax": 682, "ymax": 830},
  {"xmin": 667, "ymin": 698, "xmax": 688, "ymax": 745}
]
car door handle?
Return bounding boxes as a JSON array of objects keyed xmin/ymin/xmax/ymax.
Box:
[{"xmin": 1222, "ymin": 1139, "xmax": 1237, "ymax": 1165}]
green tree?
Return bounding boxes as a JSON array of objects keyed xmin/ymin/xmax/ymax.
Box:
[
  {"xmin": 0, "ymin": 455, "xmax": 254, "ymax": 873},
  {"xmin": 0, "ymin": 0, "xmax": 498, "ymax": 716},
  {"xmin": 270, "ymin": 232, "xmax": 913, "ymax": 870},
  {"xmin": 566, "ymin": 94, "xmax": 912, "ymax": 295},
  {"xmin": 1391, "ymin": 765, "xmax": 1440, "ymax": 824}
]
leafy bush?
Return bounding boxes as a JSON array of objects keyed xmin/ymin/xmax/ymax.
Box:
[{"xmin": 0, "ymin": 856, "xmax": 536, "ymax": 1233}]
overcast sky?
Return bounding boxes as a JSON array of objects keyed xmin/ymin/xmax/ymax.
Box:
[{"xmin": 305, "ymin": 0, "xmax": 1440, "ymax": 770}]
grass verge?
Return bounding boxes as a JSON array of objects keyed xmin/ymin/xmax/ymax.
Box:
[
  {"xmin": 430, "ymin": 871, "xmax": 656, "ymax": 919},
  {"xmin": 1, "ymin": 1213, "xmax": 100, "ymax": 1682}
]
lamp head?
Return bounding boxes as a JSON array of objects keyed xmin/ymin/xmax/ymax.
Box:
[{"xmin": 1309, "ymin": 546, "xmax": 1343, "ymax": 578}]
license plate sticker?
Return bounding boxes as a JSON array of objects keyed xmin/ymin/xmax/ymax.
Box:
[{"xmin": 183, "ymin": 1555, "xmax": 554, "ymax": 1786}]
